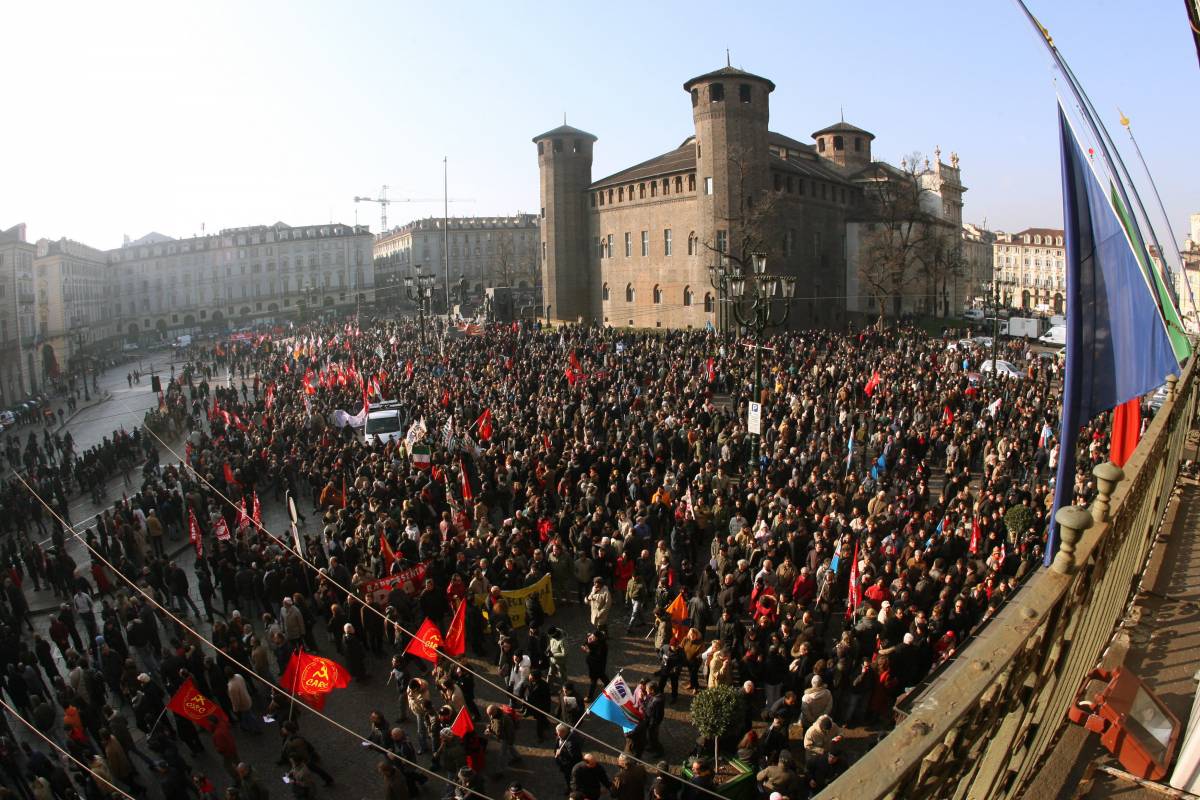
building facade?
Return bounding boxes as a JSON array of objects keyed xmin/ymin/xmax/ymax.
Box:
[
  {"xmin": 992, "ymin": 227, "xmax": 1065, "ymax": 313},
  {"xmin": 1172, "ymin": 213, "xmax": 1200, "ymax": 332},
  {"xmin": 961, "ymin": 222, "xmax": 996, "ymax": 307},
  {"xmin": 107, "ymin": 222, "xmax": 374, "ymax": 339},
  {"xmin": 372, "ymin": 215, "xmax": 541, "ymax": 310},
  {"xmin": 537, "ymin": 66, "xmax": 966, "ymax": 328},
  {"xmin": 0, "ymin": 224, "xmax": 37, "ymax": 401},
  {"xmin": 35, "ymin": 237, "xmax": 115, "ymax": 373}
]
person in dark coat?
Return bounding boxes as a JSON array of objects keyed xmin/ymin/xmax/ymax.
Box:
[
  {"xmin": 554, "ymin": 723, "xmax": 583, "ymax": 790},
  {"xmin": 582, "ymin": 631, "xmax": 609, "ymax": 701},
  {"xmin": 570, "ymin": 753, "xmax": 611, "ymax": 800},
  {"xmin": 343, "ymin": 623, "xmax": 368, "ymax": 679}
]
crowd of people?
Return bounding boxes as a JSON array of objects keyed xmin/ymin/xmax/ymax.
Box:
[{"xmin": 0, "ymin": 313, "xmax": 1121, "ymax": 800}]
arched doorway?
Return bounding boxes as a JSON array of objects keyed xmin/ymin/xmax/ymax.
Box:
[
  {"xmin": 211, "ymin": 310, "xmax": 225, "ymax": 326},
  {"xmin": 1053, "ymin": 293, "xmax": 1064, "ymax": 314},
  {"xmin": 1021, "ymin": 289, "xmax": 1031, "ymax": 308},
  {"xmin": 127, "ymin": 322, "xmax": 140, "ymax": 337},
  {"xmin": 183, "ymin": 314, "xmax": 196, "ymax": 326}
]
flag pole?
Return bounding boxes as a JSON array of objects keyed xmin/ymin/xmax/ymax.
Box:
[
  {"xmin": 288, "ymin": 646, "xmax": 303, "ymax": 723},
  {"xmin": 147, "ymin": 705, "xmax": 171, "ymax": 740},
  {"xmin": 555, "ymin": 705, "xmax": 591, "ymax": 757}
]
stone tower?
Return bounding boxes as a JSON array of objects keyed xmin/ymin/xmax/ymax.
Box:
[
  {"xmin": 684, "ymin": 67, "xmax": 774, "ymax": 270},
  {"xmin": 811, "ymin": 121, "xmax": 875, "ymax": 170},
  {"xmin": 533, "ymin": 123, "xmax": 597, "ymax": 323}
]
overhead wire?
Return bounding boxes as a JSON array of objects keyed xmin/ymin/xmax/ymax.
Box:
[
  {"xmin": 11, "ymin": 470, "xmax": 504, "ymax": 800},
  {"xmin": 140, "ymin": 404, "xmax": 732, "ymax": 800},
  {"xmin": 0, "ymin": 695, "xmax": 138, "ymax": 800}
]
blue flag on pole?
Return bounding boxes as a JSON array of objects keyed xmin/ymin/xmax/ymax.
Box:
[
  {"xmin": 588, "ymin": 693, "xmax": 637, "ymax": 733},
  {"xmin": 1046, "ymin": 104, "xmax": 1180, "ymax": 564}
]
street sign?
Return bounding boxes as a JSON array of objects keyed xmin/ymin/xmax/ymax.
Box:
[{"xmin": 747, "ymin": 402, "xmax": 762, "ymax": 435}]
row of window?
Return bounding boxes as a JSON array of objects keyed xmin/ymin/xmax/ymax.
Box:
[
  {"xmin": 593, "ymin": 174, "xmax": 701, "ymax": 208},
  {"xmin": 772, "ymin": 172, "xmax": 847, "ymax": 204},
  {"xmin": 601, "ymin": 282, "xmax": 715, "ymax": 311},
  {"xmin": 595, "ymin": 229, "xmax": 711, "ymax": 259},
  {"xmin": 689, "ymin": 82, "xmax": 755, "ymax": 106}
]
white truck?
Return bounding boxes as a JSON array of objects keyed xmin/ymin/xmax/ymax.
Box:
[{"xmin": 1007, "ymin": 316, "xmax": 1045, "ymax": 339}]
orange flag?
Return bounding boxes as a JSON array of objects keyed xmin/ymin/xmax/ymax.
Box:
[
  {"xmin": 280, "ymin": 651, "xmax": 351, "ymax": 710},
  {"xmin": 665, "ymin": 592, "xmax": 688, "ymax": 645},
  {"xmin": 166, "ymin": 677, "xmax": 227, "ymax": 731},
  {"xmin": 444, "ymin": 600, "xmax": 466, "ymax": 657},
  {"xmin": 1110, "ymin": 397, "xmax": 1142, "ymax": 468},
  {"xmin": 450, "ymin": 705, "xmax": 473, "ymax": 738},
  {"xmin": 405, "ymin": 618, "xmax": 443, "ymax": 663}
]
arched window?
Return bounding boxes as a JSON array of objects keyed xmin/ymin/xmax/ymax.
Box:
[
  {"xmin": 652, "ymin": 285, "xmax": 662, "ymax": 304},
  {"xmin": 602, "ymin": 283, "xmax": 609, "ymax": 301},
  {"xmin": 683, "ymin": 286, "xmax": 693, "ymax": 306},
  {"xmin": 704, "ymin": 293, "xmax": 714, "ymax": 313},
  {"xmin": 625, "ymin": 283, "xmax": 635, "ymax": 303},
  {"xmin": 687, "ymin": 232, "xmax": 697, "ymax": 256}
]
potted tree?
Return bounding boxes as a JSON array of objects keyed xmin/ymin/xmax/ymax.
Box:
[{"xmin": 685, "ymin": 684, "xmax": 755, "ymax": 800}]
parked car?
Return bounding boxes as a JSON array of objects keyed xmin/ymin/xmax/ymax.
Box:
[
  {"xmin": 980, "ymin": 359, "xmax": 1023, "ymax": 379},
  {"xmin": 1039, "ymin": 325, "xmax": 1066, "ymax": 347},
  {"xmin": 963, "ymin": 309, "xmax": 985, "ymax": 322}
]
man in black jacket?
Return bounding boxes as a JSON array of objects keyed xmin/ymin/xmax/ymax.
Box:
[{"xmin": 554, "ymin": 723, "xmax": 583, "ymax": 790}]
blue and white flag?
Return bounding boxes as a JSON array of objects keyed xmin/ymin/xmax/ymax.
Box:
[
  {"xmin": 1046, "ymin": 104, "xmax": 1180, "ymax": 563},
  {"xmin": 586, "ymin": 675, "xmax": 643, "ymax": 734}
]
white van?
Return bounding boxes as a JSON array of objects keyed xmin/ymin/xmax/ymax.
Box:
[
  {"xmin": 963, "ymin": 309, "xmax": 984, "ymax": 322},
  {"xmin": 174, "ymin": 334, "xmax": 193, "ymax": 348}
]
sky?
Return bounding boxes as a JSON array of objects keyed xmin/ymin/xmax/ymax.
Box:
[{"xmin": 3, "ymin": 0, "xmax": 1197, "ymax": 251}]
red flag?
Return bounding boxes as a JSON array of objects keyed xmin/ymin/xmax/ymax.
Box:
[
  {"xmin": 474, "ymin": 409, "xmax": 493, "ymax": 442},
  {"xmin": 969, "ymin": 517, "xmax": 982, "ymax": 555},
  {"xmin": 864, "ymin": 371, "xmax": 881, "ymax": 397},
  {"xmin": 1109, "ymin": 397, "xmax": 1141, "ymax": 468},
  {"xmin": 237, "ymin": 499, "xmax": 251, "ymax": 530},
  {"xmin": 210, "ymin": 397, "xmax": 219, "ymax": 421},
  {"xmin": 665, "ymin": 592, "xmax": 688, "ymax": 645},
  {"xmin": 380, "ymin": 534, "xmax": 397, "ymax": 567},
  {"xmin": 280, "ymin": 651, "xmax": 351, "ymax": 710},
  {"xmin": 565, "ymin": 367, "xmax": 578, "ymax": 386},
  {"xmin": 303, "ymin": 370, "xmax": 316, "ymax": 395},
  {"xmin": 223, "ymin": 462, "xmax": 236, "ymax": 486},
  {"xmin": 440, "ymin": 388, "xmax": 451, "ymax": 408},
  {"xmin": 569, "ymin": 350, "xmax": 581, "ymax": 372},
  {"xmin": 444, "ymin": 600, "xmax": 466, "ymax": 657},
  {"xmin": 942, "ymin": 405, "xmax": 955, "ymax": 426},
  {"xmin": 705, "ymin": 357, "xmax": 715, "ymax": 383},
  {"xmin": 341, "ymin": 475, "xmax": 348, "ymax": 510},
  {"xmin": 845, "ymin": 539, "xmax": 861, "ymax": 619},
  {"xmin": 166, "ymin": 678, "xmax": 227, "ymax": 731},
  {"xmin": 265, "ymin": 384, "xmax": 275, "ymax": 410},
  {"xmin": 405, "ymin": 618, "xmax": 444, "ymax": 663},
  {"xmin": 405, "ymin": 360, "xmax": 413, "ymax": 380},
  {"xmin": 450, "ymin": 705, "xmax": 473, "ymax": 738},
  {"xmin": 252, "ymin": 492, "xmax": 262, "ymax": 527},
  {"xmin": 458, "ymin": 455, "xmax": 474, "ymax": 504},
  {"xmin": 188, "ymin": 509, "xmax": 203, "ymax": 557},
  {"xmin": 213, "ymin": 517, "xmax": 231, "ymax": 542}
]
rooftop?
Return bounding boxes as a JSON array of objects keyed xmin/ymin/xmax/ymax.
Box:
[
  {"xmin": 812, "ymin": 120, "xmax": 876, "ymax": 139},
  {"xmin": 532, "ymin": 124, "xmax": 597, "ymax": 144},
  {"xmin": 683, "ymin": 65, "xmax": 776, "ymax": 93}
]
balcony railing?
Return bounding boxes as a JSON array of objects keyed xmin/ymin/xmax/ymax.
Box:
[{"xmin": 821, "ymin": 353, "xmax": 1198, "ymax": 799}]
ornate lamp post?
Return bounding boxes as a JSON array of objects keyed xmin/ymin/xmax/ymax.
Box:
[
  {"xmin": 404, "ymin": 269, "xmax": 437, "ymax": 346},
  {"xmin": 707, "ymin": 252, "xmax": 797, "ymax": 473}
]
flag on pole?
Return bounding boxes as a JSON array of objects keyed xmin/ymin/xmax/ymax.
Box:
[
  {"xmin": 213, "ymin": 517, "xmax": 231, "ymax": 542},
  {"xmin": 1109, "ymin": 397, "xmax": 1142, "ymax": 468},
  {"xmin": 380, "ymin": 534, "xmax": 397, "ymax": 567},
  {"xmin": 405, "ymin": 618, "xmax": 444, "ymax": 663},
  {"xmin": 845, "ymin": 436, "xmax": 854, "ymax": 474},
  {"xmin": 411, "ymin": 444, "xmax": 432, "ymax": 469},
  {"xmin": 251, "ymin": 492, "xmax": 262, "ymax": 527},
  {"xmin": 665, "ymin": 592, "xmax": 688, "ymax": 645},
  {"xmin": 237, "ymin": 499, "xmax": 251, "ymax": 530},
  {"xmin": 969, "ymin": 517, "xmax": 982, "ymax": 555},
  {"xmin": 845, "ymin": 539, "xmax": 861, "ymax": 619},
  {"xmin": 450, "ymin": 706, "xmax": 473, "ymax": 738},
  {"xmin": 280, "ymin": 650, "xmax": 351, "ymax": 711},
  {"xmin": 444, "ymin": 600, "xmax": 466, "ymax": 657},
  {"xmin": 586, "ymin": 676, "xmax": 644, "ymax": 734},
  {"xmin": 864, "ymin": 371, "xmax": 881, "ymax": 397},
  {"xmin": 188, "ymin": 509, "xmax": 203, "ymax": 557},
  {"xmin": 166, "ymin": 678, "xmax": 227, "ymax": 731},
  {"xmin": 474, "ymin": 408, "xmax": 493, "ymax": 441},
  {"xmin": 1047, "ymin": 105, "xmax": 1181, "ymax": 564}
]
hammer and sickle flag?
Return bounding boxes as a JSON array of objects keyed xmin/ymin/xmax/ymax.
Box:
[
  {"xmin": 166, "ymin": 677, "xmax": 228, "ymax": 731},
  {"xmin": 405, "ymin": 618, "xmax": 444, "ymax": 663},
  {"xmin": 280, "ymin": 651, "xmax": 351, "ymax": 711}
]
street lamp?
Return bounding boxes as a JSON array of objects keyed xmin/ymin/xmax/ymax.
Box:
[
  {"xmin": 708, "ymin": 252, "xmax": 797, "ymax": 473},
  {"xmin": 405, "ymin": 269, "xmax": 437, "ymax": 346},
  {"xmin": 72, "ymin": 317, "xmax": 90, "ymax": 401}
]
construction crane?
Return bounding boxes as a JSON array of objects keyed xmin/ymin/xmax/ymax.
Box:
[{"xmin": 353, "ymin": 185, "xmax": 473, "ymax": 232}]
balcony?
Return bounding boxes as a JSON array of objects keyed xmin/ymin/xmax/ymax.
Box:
[{"xmin": 824, "ymin": 359, "xmax": 1197, "ymax": 799}]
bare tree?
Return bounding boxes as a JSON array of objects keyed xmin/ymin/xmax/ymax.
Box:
[
  {"xmin": 701, "ymin": 145, "xmax": 784, "ymax": 272},
  {"xmin": 856, "ymin": 152, "xmax": 944, "ymax": 321},
  {"xmin": 914, "ymin": 222, "xmax": 968, "ymax": 318},
  {"xmin": 495, "ymin": 235, "xmax": 514, "ymax": 288}
]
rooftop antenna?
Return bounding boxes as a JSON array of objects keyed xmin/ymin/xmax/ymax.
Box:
[
  {"xmin": 726, "ymin": 48, "xmax": 731, "ymax": 67},
  {"xmin": 563, "ymin": 112, "xmax": 567, "ymax": 125},
  {"xmin": 840, "ymin": 105, "xmax": 844, "ymax": 122}
]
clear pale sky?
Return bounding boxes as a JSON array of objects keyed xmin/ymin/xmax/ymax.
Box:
[{"xmin": 3, "ymin": 0, "xmax": 1196, "ymax": 251}]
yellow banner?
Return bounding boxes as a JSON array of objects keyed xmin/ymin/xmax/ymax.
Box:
[{"xmin": 500, "ymin": 573, "xmax": 556, "ymax": 628}]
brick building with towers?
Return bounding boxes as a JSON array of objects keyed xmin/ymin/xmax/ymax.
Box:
[{"xmin": 535, "ymin": 64, "xmax": 967, "ymax": 328}]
